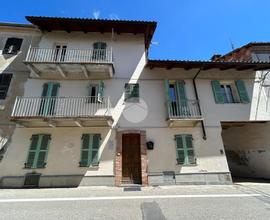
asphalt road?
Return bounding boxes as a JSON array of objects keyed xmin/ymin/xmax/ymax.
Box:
[{"xmin": 0, "ymin": 184, "xmax": 269, "ymax": 220}]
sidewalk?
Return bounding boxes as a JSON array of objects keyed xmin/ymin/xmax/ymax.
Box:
[{"xmin": 0, "ymin": 183, "xmax": 269, "ymax": 200}]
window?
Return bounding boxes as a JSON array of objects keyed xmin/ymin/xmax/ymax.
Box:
[
  {"xmin": 252, "ymin": 52, "xmax": 270, "ymax": 62},
  {"xmin": 80, "ymin": 134, "xmax": 101, "ymax": 167},
  {"xmin": 3, "ymin": 38, "xmax": 23, "ymax": 55},
  {"xmin": 175, "ymin": 134, "xmax": 196, "ymax": 165},
  {"xmin": 54, "ymin": 44, "xmax": 67, "ymax": 62},
  {"xmin": 38, "ymin": 82, "xmax": 60, "ymax": 116},
  {"xmin": 88, "ymin": 81, "xmax": 104, "ymax": 103},
  {"xmin": 0, "ymin": 74, "xmax": 12, "ymax": 99},
  {"xmin": 164, "ymin": 80, "xmax": 189, "ymax": 117},
  {"xmin": 211, "ymin": 80, "xmax": 249, "ymax": 104},
  {"xmin": 25, "ymin": 134, "xmax": 51, "ymax": 169},
  {"xmin": 92, "ymin": 42, "xmax": 107, "ymax": 60},
  {"xmin": 125, "ymin": 83, "xmax": 139, "ymax": 102},
  {"xmin": 220, "ymin": 83, "xmax": 237, "ymax": 103}
]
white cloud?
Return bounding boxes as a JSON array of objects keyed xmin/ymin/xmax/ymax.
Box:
[
  {"xmin": 93, "ymin": 10, "xmax": 100, "ymax": 19},
  {"xmin": 151, "ymin": 41, "xmax": 159, "ymax": 46},
  {"xmin": 109, "ymin": 13, "xmax": 120, "ymax": 20}
]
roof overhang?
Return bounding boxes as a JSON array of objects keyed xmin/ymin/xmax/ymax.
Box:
[
  {"xmin": 0, "ymin": 22, "xmax": 35, "ymax": 29},
  {"xmin": 25, "ymin": 16, "xmax": 157, "ymax": 48},
  {"xmin": 147, "ymin": 59, "xmax": 270, "ymax": 71}
]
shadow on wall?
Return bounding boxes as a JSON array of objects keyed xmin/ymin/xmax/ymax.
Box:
[{"xmin": 221, "ymin": 122, "xmax": 270, "ymax": 180}]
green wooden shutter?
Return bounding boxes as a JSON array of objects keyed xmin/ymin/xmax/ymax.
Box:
[
  {"xmin": 91, "ymin": 134, "xmax": 101, "ymax": 166},
  {"xmin": 48, "ymin": 83, "xmax": 59, "ymax": 115},
  {"xmin": 97, "ymin": 81, "xmax": 104, "ymax": 103},
  {"xmin": 25, "ymin": 135, "xmax": 39, "ymax": 168},
  {"xmin": 175, "ymin": 135, "xmax": 185, "ymax": 165},
  {"xmin": 185, "ymin": 135, "xmax": 196, "ymax": 165},
  {"xmin": 50, "ymin": 83, "xmax": 60, "ymax": 97},
  {"xmin": 175, "ymin": 80, "xmax": 188, "ymax": 116},
  {"xmin": 80, "ymin": 134, "xmax": 90, "ymax": 167},
  {"xmin": 175, "ymin": 134, "xmax": 196, "ymax": 165},
  {"xmin": 164, "ymin": 80, "xmax": 172, "ymax": 117},
  {"xmin": 211, "ymin": 80, "xmax": 224, "ymax": 104},
  {"xmin": 25, "ymin": 134, "xmax": 50, "ymax": 169},
  {"xmin": 41, "ymin": 83, "xmax": 49, "ymax": 97},
  {"xmin": 175, "ymin": 81, "xmax": 187, "ymax": 103},
  {"xmin": 39, "ymin": 83, "xmax": 60, "ymax": 115},
  {"xmin": 80, "ymin": 134, "xmax": 101, "ymax": 167},
  {"xmin": 235, "ymin": 80, "xmax": 249, "ymax": 103},
  {"xmin": 36, "ymin": 135, "xmax": 50, "ymax": 168}
]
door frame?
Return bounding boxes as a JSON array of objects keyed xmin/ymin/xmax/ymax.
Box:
[{"xmin": 115, "ymin": 130, "xmax": 148, "ymax": 186}]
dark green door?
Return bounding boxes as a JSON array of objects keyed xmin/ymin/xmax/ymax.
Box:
[{"xmin": 39, "ymin": 83, "xmax": 60, "ymax": 116}]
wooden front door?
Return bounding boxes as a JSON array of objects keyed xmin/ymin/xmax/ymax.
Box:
[{"xmin": 122, "ymin": 134, "xmax": 142, "ymax": 184}]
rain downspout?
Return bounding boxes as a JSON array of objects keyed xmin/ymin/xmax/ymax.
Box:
[{"xmin": 193, "ymin": 67, "xmax": 207, "ymax": 140}]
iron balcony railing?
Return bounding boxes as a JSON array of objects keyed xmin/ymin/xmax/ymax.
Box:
[
  {"xmin": 11, "ymin": 96, "xmax": 111, "ymax": 118},
  {"xmin": 25, "ymin": 47, "xmax": 113, "ymax": 63},
  {"xmin": 167, "ymin": 99, "xmax": 202, "ymax": 119}
]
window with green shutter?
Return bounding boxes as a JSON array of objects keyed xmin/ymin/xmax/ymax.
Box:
[
  {"xmin": 124, "ymin": 83, "xmax": 139, "ymax": 102},
  {"xmin": 39, "ymin": 82, "xmax": 60, "ymax": 116},
  {"xmin": 88, "ymin": 81, "xmax": 104, "ymax": 103},
  {"xmin": 80, "ymin": 134, "xmax": 101, "ymax": 167},
  {"xmin": 175, "ymin": 134, "xmax": 196, "ymax": 165},
  {"xmin": 211, "ymin": 80, "xmax": 249, "ymax": 104},
  {"xmin": 25, "ymin": 134, "xmax": 51, "ymax": 169}
]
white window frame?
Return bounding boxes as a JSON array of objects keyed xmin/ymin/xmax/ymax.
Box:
[{"xmin": 219, "ymin": 81, "xmax": 240, "ymax": 103}]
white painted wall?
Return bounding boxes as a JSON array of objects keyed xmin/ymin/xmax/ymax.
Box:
[
  {"xmin": 38, "ymin": 31, "xmax": 146, "ymax": 79},
  {"xmin": 3, "ymin": 30, "xmax": 270, "ymax": 183},
  {"xmin": 0, "ymin": 127, "xmax": 115, "ymax": 177}
]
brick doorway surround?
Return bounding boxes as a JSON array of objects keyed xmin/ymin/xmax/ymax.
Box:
[{"xmin": 115, "ymin": 130, "xmax": 148, "ymax": 186}]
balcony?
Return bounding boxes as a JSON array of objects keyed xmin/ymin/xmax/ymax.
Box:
[
  {"xmin": 166, "ymin": 99, "xmax": 203, "ymax": 127},
  {"xmin": 24, "ymin": 47, "xmax": 114, "ymax": 79},
  {"xmin": 11, "ymin": 96, "xmax": 113, "ymax": 127}
]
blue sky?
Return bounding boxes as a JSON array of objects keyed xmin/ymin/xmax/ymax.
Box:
[{"xmin": 1, "ymin": 0, "xmax": 270, "ymax": 60}]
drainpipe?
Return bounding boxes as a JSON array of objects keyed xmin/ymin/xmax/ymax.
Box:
[{"xmin": 193, "ymin": 68, "xmax": 207, "ymax": 140}]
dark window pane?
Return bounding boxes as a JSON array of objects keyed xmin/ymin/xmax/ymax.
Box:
[
  {"xmin": 0, "ymin": 74, "xmax": 12, "ymax": 99},
  {"xmin": 3, "ymin": 38, "xmax": 23, "ymax": 54},
  {"xmin": 169, "ymin": 85, "xmax": 177, "ymax": 101}
]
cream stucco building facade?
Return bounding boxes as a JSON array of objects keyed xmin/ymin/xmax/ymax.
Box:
[{"xmin": 1, "ymin": 16, "xmax": 270, "ymax": 188}]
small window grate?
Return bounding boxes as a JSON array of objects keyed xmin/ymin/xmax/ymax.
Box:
[
  {"xmin": 163, "ymin": 171, "xmax": 176, "ymax": 184},
  {"xmin": 24, "ymin": 173, "xmax": 41, "ymax": 187}
]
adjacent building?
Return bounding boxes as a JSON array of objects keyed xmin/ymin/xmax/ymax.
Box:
[
  {"xmin": 0, "ymin": 22, "xmax": 40, "ymax": 162},
  {"xmin": 0, "ymin": 16, "xmax": 270, "ymax": 188}
]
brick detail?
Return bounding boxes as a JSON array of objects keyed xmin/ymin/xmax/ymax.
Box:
[{"xmin": 115, "ymin": 130, "xmax": 148, "ymax": 186}]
